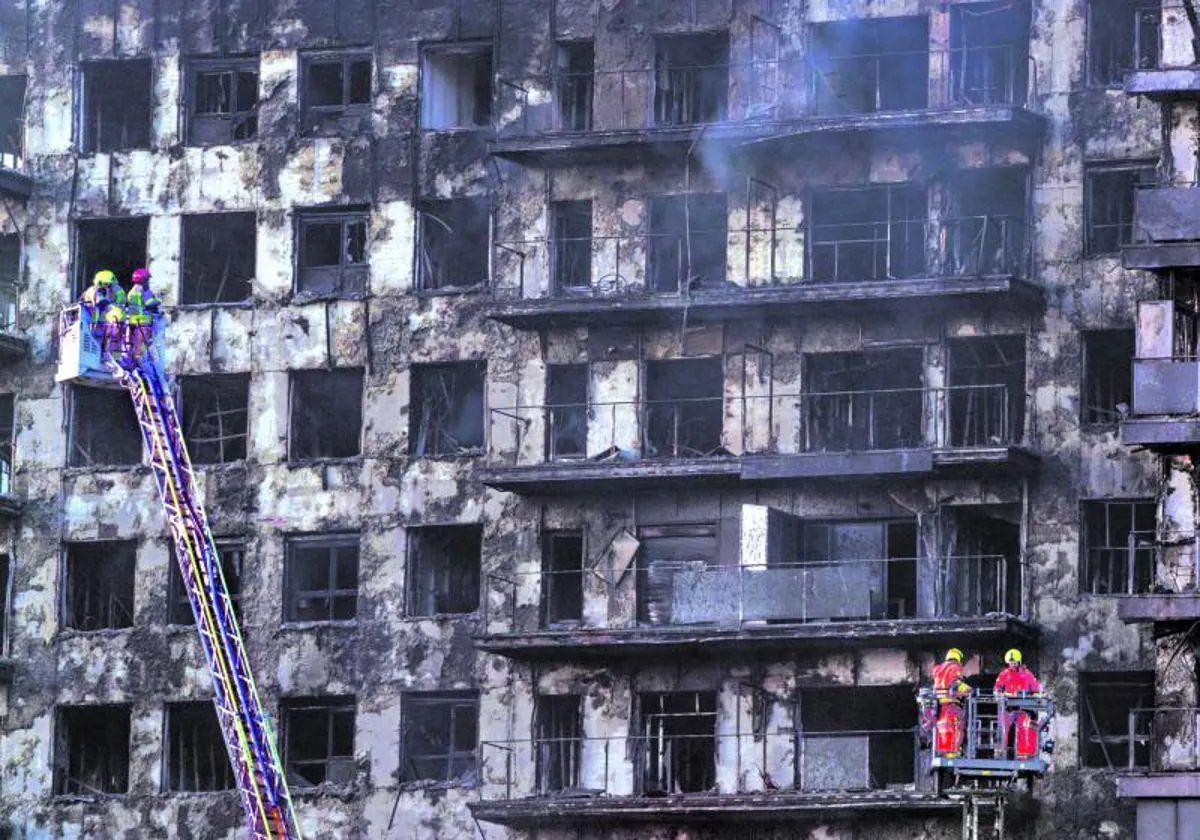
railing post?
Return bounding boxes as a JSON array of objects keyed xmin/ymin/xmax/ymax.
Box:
[{"xmin": 1128, "ymin": 710, "xmax": 1137, "ymax": 771}]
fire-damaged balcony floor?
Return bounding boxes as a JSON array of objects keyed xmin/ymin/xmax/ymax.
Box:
[
  {"xmin": 469, "ymin": 788, "xmax": 959, "ymax": 827},
  {"xmin": 477, "ymin": 447, "xmax": 1040, "ymax": 493},
  {"xmin": 476, "ymin": 615, "xmax": 1037, "ymax": 661},
  {"xmin": 487, "ymin": 276, "xmax": 1044, "ymax": 330}
]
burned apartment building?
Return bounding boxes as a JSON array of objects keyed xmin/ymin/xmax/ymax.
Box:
[{"xmin": 0, "ymin": 0, "xmax": 1195, "ymax": 838}]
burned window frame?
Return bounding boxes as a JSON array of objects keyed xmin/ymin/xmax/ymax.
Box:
[
  {"xmin": 807, "ymin": 183, "xmax": 929, "ymax": 283},
  {"xmin": 163, "ymin": 700, "xmax": 236, "ymax": 792},
  {"xmin": 419, "ymin": 41, "xmax": 494, "ymax": 131},
  {"xmin": 78, "ymin": 58, "xmax": 153, "ymax": 154},
  {"xmin": 294, "ymin": 208, "xmax": 369, "ymax": 300},
  {"xmin": 1081, "ymin": 329, "xmax": 1134, "ymax": 426},
  {"xmin": 400, "ymin": 690, "xmax": 479, "ymax": 784},
  {"xmin": 180, "ymin": 212, "xmax": 257, "ymax": 305},
  {"xmin": 0, "ymin": 393, "xmax": 14, "ymax": 496},
  {"xmin": 280, "ymin": 695, "xmax": 356, "ymax": 788},
  {"xmin": 185, "ymin": 56, "xmax": 260, "ymax": 146},
  {"xmin": 1080, "ymin": 498, "xmax": 1157, "ymax": 595},
  {"xmin": 0, "ymin": 73, "xmax": 26, "ymax": 168},
  {"xmin": 535, "ymin": 694, "xmax": 583, "ymax": 794},
  {"xmin": 54, "ymin": 703, "xmax": 132, "ymax": 796},
  {"xmin": 540, "ymin": 530, "xmax": 584, "ymax": 628},
  {"xmin": 0, "ymin": 233, "xmax": 18, "ymax": 332},
  {"xmin": 405, "ymin": 524, "xmax": 482, "ymax": 617},
  {"xmin": 1084, "ymin": 161, "xmax": 1156, "ymax": 257},
  {"xmin": 283, "ymin": 532, "xmax": 360, "ymax": 624},
  {"xmin": 0, "ymin": 553, "xmax": 10, "ymax": 655},
  {"xmin": 167, "ymin": 537, "xmax": 245, "ymax": 627},
  {"xmin": 555, "ymin": 40, "xmax": 594, "ymax": 132},
  {"xmin": 67, "ymin": 384, "xmax": 143, "ymax": 469},
  {"xmin": 645, "ymin": 192, "xmax": 729, "ymax": 292},
  {"xmin": 287, "ymin": 368, "xmax": 364, "ymax": 462},
  {"xmin": 1079, "ymin": 671, "xmax": 1154, "ymax": 769},
  {"xmin": 550, "ymin": 199, "xmax": 592, "ymax": 293},
  {"xmin": 408, "ymin": 361, "xmax": 487, "ymax": 457},
  {"xmin": 1087, "ymin": 0, "xmax": 1161, "ymax": 87},
  {"xmin": 636, "ymin": 691, "xmax": 718, "ymax": 795},
  {"xmin": 653, "ymin": 31, "xmax": 730, "ymax": 126},
  {"xmin": 72, "ymin": 216, "xmax": 150, "ymax": 298},
  {"xmin": 179, "ymin": 373, "xmax": 251, "ymax": 464},
  {"xmin": 415, "ymin": 196, "xmax": 491, "ymax": 293},
  {"xmin": 545, "ymin": 362, "xmax": 588, "ymax": 460},
  {"xmin": 300, "ymin": 49, "xmax": 373, "ymax": 133},
  {"xmin": 62, "ymin": 540, "xmax": 137, "ymax": 632}
]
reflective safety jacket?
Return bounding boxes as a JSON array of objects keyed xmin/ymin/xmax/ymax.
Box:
[
  {"xmin": 933, "ymin": 660, "xmax": 970, "ymax": 700},
  {"xmin": 126, "ymin": 283, "xmax": 159, "ymax": 326},
  {"xmin": 995, "ymin": 664, "xmax": 1042, "ymax": 695}
]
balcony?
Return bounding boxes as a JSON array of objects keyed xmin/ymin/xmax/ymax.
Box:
[
  {"xmin": 472, "ymin": 727, "xmax": 952, "ymax": 827},
  {"xmin": 1122, "ymin": 298, "xmax": 1200, "ymax": 447},
  {"xmin": 479, "ymin": 383, "xmax": 1036, "ymax": 493},
  {"xmin": 479, "ymin": 553, "xmax": 1030, "ymax": 660},
  {"xmin": 1124, "ymin": 185, "xmax": 1200, "ymax": 269},
  {"xmin": 491, "ymin": 46, "xmax": 1043, "ymax": 165},
  {"xmin": 488, "ymin": 216, "xmax": 1041, "ymax": 330},
  {"xmin": 1117, "ymin": 708, "xmax": 1200, "ymax": 811}
]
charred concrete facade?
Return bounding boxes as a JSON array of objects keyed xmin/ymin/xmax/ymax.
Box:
[{"xmin": 0, "ymin": 0, "xmax": 1183, "ymax": 838}]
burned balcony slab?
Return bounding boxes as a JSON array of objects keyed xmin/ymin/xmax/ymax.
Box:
[
  {"xmin": 0, "ymin": 166, "xmax": 30, "ymax": 200},
  {"xmin": 489, "ymin": 121, "xmax": 769, "ymax": 166},
  {"xmin": 1118, "ymin": 773, "xmax": 1200, "ymax": 799},
  {"xmin": 1118, "ymin": 595, "xmax": 1200, "ymax": 623},
  {"xmin": 1124, "ymin": 187, "xmax": 1200, "ymax": 269},
  {"xmin": 476, "ymin": 457, "xmax": 744, "ymax": 493},
  {"xmin": 475, "ymin": 616, "xmax": 1037, "ymax": 662},
  {"xmin": 1121, "ymin": 417, "xmax": 1200, "ymax": 449},
  {"xmin": 1125, "ymin": 68, "xmax": 1200, "ymax": 100},
  {"xmin": 487, "ymin": 277, "xmax": 1044, "ymax": 330},
  {"xmin": 470, "ymin": 790, "xmax": 958, "ymax": 828}
]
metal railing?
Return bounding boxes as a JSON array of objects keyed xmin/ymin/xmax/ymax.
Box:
[
  {"xmin": 1083, "ymin": 531, "xmax": 1157, "ymax": 595},
  {"xmin": 483, "ymin": 553, "xmax": 1020, "ymax": 635},
  {"xmin": 1124, "ymin": 708, "xmax": 1200, "ymax": 771},
  {"xmin": 480, "ymin": 727, "xmax": 920, "ymax": 802},
  {"xmin": 495, "ymin": 46, "xmax": 1036, "ymax": 138},
  {"xmin": 488, "ymin": 383, "xmax": 1016, "ymax": 467}
]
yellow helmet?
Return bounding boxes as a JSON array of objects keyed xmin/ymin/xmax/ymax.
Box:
[
  {"xmin": 93, "ymin": 269, "xmax": 116, "ymax": 286},
  {"xmin": 1004, "ymin": 648, "xmax": 1022, "ymax": 665},
  {"xmin": 945, "ymin": 647, "xmax": 964, "ymax": 663}
]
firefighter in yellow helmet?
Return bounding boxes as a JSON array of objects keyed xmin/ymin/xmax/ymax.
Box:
[
  {"xmin": 81, "ymin": 269, "xmax": 126, "ymax": 352},
  {"xmin": 930, "ymin": 648, "xmax": 971, "ymax": 757},
  {"xmin": 995, "ymin": 648, "xmax": 1043, "ymax": 758}
]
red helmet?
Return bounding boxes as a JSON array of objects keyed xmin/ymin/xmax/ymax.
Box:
[{"xmin": 132, "ymin": 268, "xmax": 151, "ymax": 285}]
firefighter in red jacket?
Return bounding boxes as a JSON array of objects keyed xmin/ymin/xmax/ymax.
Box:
[
  {"xmin": 995, "ymin": 648, "xmax": 1042, "ymax": 758},
  {"xmin": 931, "ymin": 647, "xmax": 971, "ymax": 757}
]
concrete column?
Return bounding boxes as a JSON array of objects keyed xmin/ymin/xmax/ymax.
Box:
[
  {"xmin": 1157, "ymin": 455, "xmax": 1198, "ymax": 593},
  {"xmin": 1153, "ymin": 631, "xmax": 1199, "ymax": 772}
]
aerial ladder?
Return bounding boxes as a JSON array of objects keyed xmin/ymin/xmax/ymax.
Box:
[
  {"xmin": 918, "ymin": 688, "xmax": 1055, "ymax": 840},
  {"xmin": 57, "ymin": 298, "xmax": 302, "ymax": 840}
]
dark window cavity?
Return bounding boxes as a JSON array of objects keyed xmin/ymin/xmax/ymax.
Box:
[
  {"xmin": 168, "ymin": 538, "xmax": 244, "ymax": 626},
  {"xmin": 644, "ymin": 357, "xmax": 725, "ymax": 458},
  {"xmin": 0, "ymin": 74, "xmax": 25, "ymax": 166},
  {"xmin": 799, "ymin": 685, "xmax": 916, "ymax": 790},
  {"xmin": 1086, "ymin": 163, "xmax": 1155, "ymax": 256},
  {"xmin": 54, "ymin": 704, "xmax": 131, "ymax": 795},
  {"xmin": 536, "ymin": 695, "xmax": 582, "ymax": 794},
  {"xmin": 546, "ymin": 363, "xmax": 587, "ymax": 459},
  {"xmin": 809, "ymin": 185, "xmax": 927, "ymax": 282},
  {"xmin": 0, "ymin": 393, "xmax": 13, "ymax": 495},
  {"xmin": 284, "ymin": 534, "xmax": 359, "ymax": 623},
  {"xmin": 288, "ymin": 369, "xmax": 363, "ymax": 461},
  {"xmin": 947, "ymin": 336, "xmax": 1026, "ymax": 446},
  {"xmin": 409, "ymin": 362, "xmax": 486, "ymax": 456},
  {"xmin": 637, "ymin": 523, "xmax": 719, "ymax": 625},
  {"xmin": 0, "ymin": 234, "xmax": 17, "ymax": 331},
  {"xmin": 0, "ymin": 554, "xmax": 9, "ymax": 649},
  {"xmin": 302, "ymin": 52, "xmax": 372, "ymax": 132},
  {"xmin": 416, "ymin": 197, "xmax": 489, "ymax": 291},
  {"xmin": 296, "ymin": 209, "xmax": 368, "ymax": 299},
  {"xmin": 401, "ymin": 691, "xmax": 478, "ymax": 783},
  {"xmin": 653, "ymin": 33, "xmax": 729, "ymax": 125},
  {"xmin": 281, "ymin": 696, "xmax": 356, "ymax": 787},
  {"xmin": 1082, "ymin": 330, "xmax": 1134, "ymax": 425},
  {"xmin": 555, "ymin": 41, "xmax": 593, "ymax": 131},
  {"xmin": 1080, "ymin": 671, "xmax": 1154, "ymax": 768},
  {"xmin": 948, "ymin": 2, "xmax": 1030, "ymax": 106},
  {"xmin": 64, "ymin": 540, "xmax": 136, "ymax": 631},
  {"xmin": 551, "ymin": 200, "xmax": 592, "ymax": 292},
  {"xmin": 80, "ymin": 60, "xmax": 152, "ymax": 153},
  {"xmin": 944, "ymin": 168, "xmax": 1029, "ymax": 276},
  {"xmin": 1089, "ymin": 0, "xmax": 1161, "ymax": 86},
  {"xmin": 421, "ymin": 43, "xmax": 493, "ymax": 130},
  {"xmin": 188, "ymin": 58, "xmax": 259, "ymax": 144},
  {"xmin": 1082, "ymin": 499, "xmax": 1157, "ymax": 595},
  {"xmin": 165, "ymin": 701, "xmax": 235, "ymax": 792},
  {"xmin": 809, "ymin": 17, "xmax": 929, "ymax": 115},
  {"xmin": 180, "ymin": 374, "xmax": 250, "ymax": 464},
  {"xmin": 804, "ymin": 349, "xmax": 924, "ymax": 452},
  {"xmin": 647, "ymin": 193, "xmax": 727, "ymax": 292},
  {"xmin": 406, "ymin": 525, "xmax": 482, "ymax": 616},
  {"xmin": 541, "ymin": 531, "xmax": 583, "ymax": 628},
  {"xmin": 181, "ymin": 212, "xmax": 256, "ymax": 304},
  {"xmin": 68, "ymin": 385, "xmax": 142, "ymax": 468},
  {"xmin": 638, "ymin": 692, "xmax": 717, "ymax": 794},
  {"xmin": 74, "ymin": 217, "xmax": 149, "ymax": 297}
]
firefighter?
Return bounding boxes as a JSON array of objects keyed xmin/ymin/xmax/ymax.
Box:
[
  {"xmin": 931, "ymin": 647, "xmax": 971, "ymax": 758},
  {"xmin": 125, "ymin": 268, "xmax": 159, "ymax": 360},
  {"xmin": 995, "ymin": 648, "xmax": 1042, "ymax": 759},
  {"xmin": 81, "ymin": 269, "xmax": 119, "ymax": 334}
]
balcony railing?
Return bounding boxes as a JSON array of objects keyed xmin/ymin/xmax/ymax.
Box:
[
  {"xmin": 495, "ymin": 46, "xmax": 1036, "ymax": 139},
  {"xmin": 484, "ymin": 553, "xmax": 1020, "ymax": 636},
  {"xmin": 1123, "ymin": 708, "xmax": 1200, "ymax": 771},
  {"xmin": 481, "ymin": 728, "xmax": 920, "ymax": 803},
  {"xmin": 487, "ymin": 384, "xmax": 1017, "ymax": 467},
  {"xmin": 1083, "ymin": 531, "xmax": 1157, "ymax": 595}
]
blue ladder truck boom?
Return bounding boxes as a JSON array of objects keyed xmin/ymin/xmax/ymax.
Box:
[{"xmin": 56, "ymin": 299, "xmax": 302, "ymax": 839}]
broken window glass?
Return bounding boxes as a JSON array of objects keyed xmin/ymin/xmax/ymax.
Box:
[
  {"xmin": 799, "ymin": 685, "xmax": 915, "ymax": 790},
  {"xmin": 288, "ymin": 369, "xmax": 363, "ymax": 460},
  {"xmin": 551, "ymin": 200, "xmax": 592, "ymax": 292},
  {"xmin": 947, "ymin": 336, "xmax": 1025, "ymax": 446},
  {"xmin": 402, "ymin": 691, "xmax": 478, "ymax": 783},
  {"xmin": 417, "ymin": 197, "xmax": 489, "ymax": 291},
  {"xmin": 1086, "ymin": 163, "xmax": 1155, "ymax": 256},
  {"xmin": 647, "ymin": 193, "xmax": 727, "ymax": 292},
  {"xmin": 281, "ymin": 696, "xmax": 356, "ymax": 787},
  {"xmin": 546, "ymin": 363, "xmax": 587, "ymax": 459},
  {"xmin": 81, "ymin": 60, "xmax": 152, "ymax": 153},
  {"xmin": 296, "ymin": 210, "xmax": 368, "ymax": 299},
  {"xmin": 302, "ymin": 52, "xmax": 372, "ymax": 132},
  {"xmin": 181, "ymin": 212, "xmax": 256, "ymax": 304},
  {"xmin": 74, "ymin": 217, "xmax": 149, "ymax": 297},
  {"xmin": 541, "ymin": 532, "xmax": 583, "ymax": 628},
  {"xmin": 54, "ymin": 704, "xmax": 131, "ymax": 795},
  {"xmin": 654, "ymin": 33, "xmax": 729, "ymax": 125},
  {"xmin": 556, "ymin": 41, "xmax": 593, "ymax": 131},
  {"xmin": 809, "ymin": 185, "xmax": 927, "ymax": 282},
  {"xmin": 1082, "ymin": 499, "xmax": 1156, "ymax": 595},
  {"xmin": 165, "ymin": 701, "xmax": 235, "ymax": 792},
  {"xmin": 1089, "ymin": 0, "xmax": 1160, "ymax": 86},
  {"xmin": 636, "ymin": 523, "xmax": 719, "ymax": 626},
  {"xmin": 0, "ymin": 74, "xmax": 24, "ymax": 167},
  {"xmin": 536, "ymin": 695, "xmax": 582, "ymax": 794},
  {"xmin": 638, "ymin": 692, "xmax": 717, "ymax": 794},
  {"xmin": 1082, "ymin": 329, "xmax": 1134, "ymax": 425},
  {"xmin": 188, "ymin": 58, "xmax": 259, "ymax": 144},
  {"xmin": 407, "ymin": 525, "xmax": 481, "ymax": 616},
  {"xmin": 421, "ymin": 44, "xmax": 493, "ymax": 129},
  {"xmin": 180, "ymin": 374, "xmax": 250, "ymax": 464},
  {"xmin": 804, "ymin": 350, "xmax": 924, "ymax": 451},
  {"xmin": 809, "ymin": 17, "xmax": 928, "ymax": 115},
  {"xmin": 0, "ymin": 235, "xmax": 17, "ymax": 331},
  {"xmin": 68, "ymin": 385, "xmax": 142, "ymax": 468},
  {"xmin": 64, "ymin": 541, "xmax": 136, "ymax": 631},
  {"xmin": 643, "ymin": 357, "xmax": 725, "ymax": 457},
  {"xmin": 409, "ymin": 362, "xmax": 486, "ymax": 456},
  {"xmin": 284, "ymin": 534, "xmax": 359, "ymax": 622},
  {"xmin": 1079, "ymin": 671, "xmax": 1153, "ymax": 768},
  {"xmin": 168, "ymin": 538, "xmax": 244, "ymax": 626}
]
